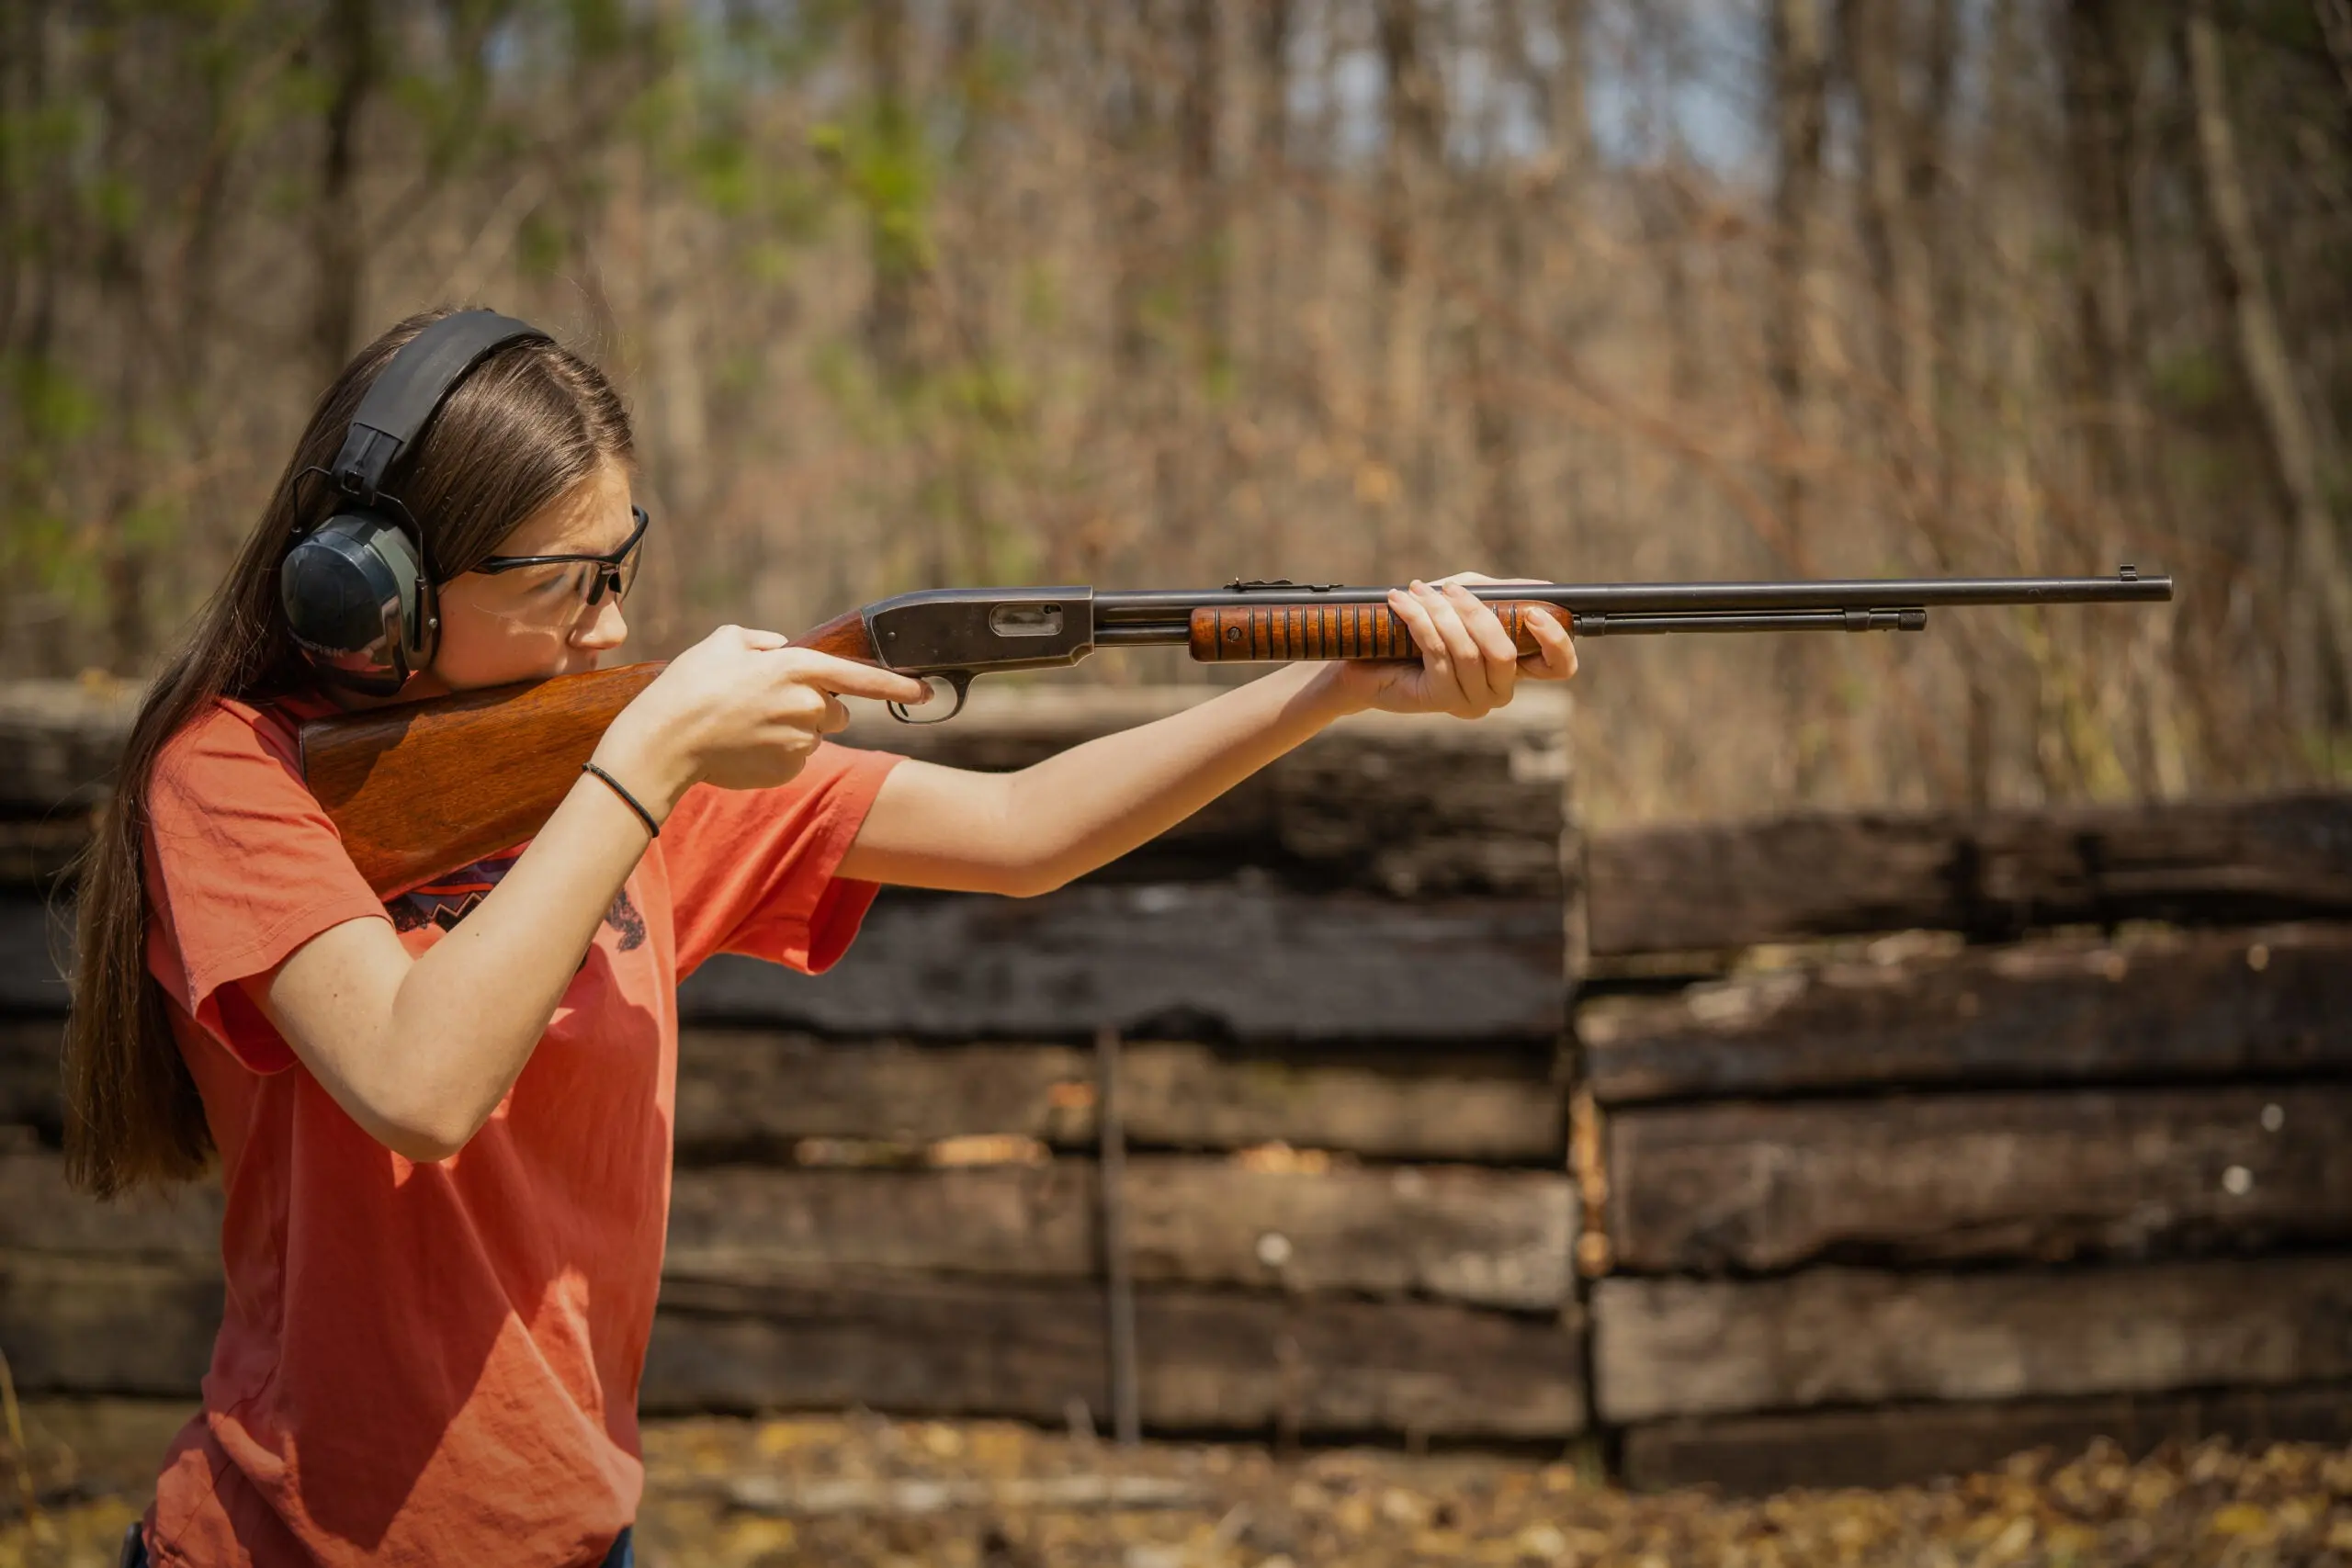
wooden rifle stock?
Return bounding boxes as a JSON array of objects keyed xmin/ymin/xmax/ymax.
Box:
[
  {"xmin": 300, "ymin": 663, "xmax": 666, "ymax": 897},
  {"xmin": 301, "ymin": 609, "xmax": 884, "ymax": 897}
]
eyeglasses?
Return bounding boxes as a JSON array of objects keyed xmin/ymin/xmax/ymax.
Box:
[{"xmin": 469, "ymin": 504, "xmax": 650, "ymax": 615}]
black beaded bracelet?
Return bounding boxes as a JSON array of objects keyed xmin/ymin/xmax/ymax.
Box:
[{"xmin": 581, "ymin": 761, "xmax": 661, "ymax": 840}]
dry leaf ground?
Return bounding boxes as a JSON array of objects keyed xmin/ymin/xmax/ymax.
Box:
[{"xmin": 1, "ymin": 1401, "xmax": 2346, "ymax": 1567}]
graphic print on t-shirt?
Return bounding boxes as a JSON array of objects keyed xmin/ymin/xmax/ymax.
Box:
[{"xmin": 387, "ymin": 853, "xmax": 645, "ymax": 950}]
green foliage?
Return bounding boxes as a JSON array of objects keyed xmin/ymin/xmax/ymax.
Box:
[
  {"xmin": 812, "ymin": 99, "xmax": 936, "ymax": 281},
  {"xmin": 2151, "ymin": 345, "xmax": 2230, "ymax": 416},
  {"xmin": 564, "ymin": 0, "xmax": 634, "ymax": 63},
  {"xmin": 515, "ymin": 205, "xmax": 569, "ymax": 280},
  {"xmin": 8, "ymin": 357, "xmax": 100, "ymax": 446}
]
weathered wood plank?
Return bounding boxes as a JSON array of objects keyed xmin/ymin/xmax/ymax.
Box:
[
  {"xmin": 0, "ymin": 883, "xmax": 1566, "ymax": 1042},
  {"xmin": 0, "ymin": 1023, "xmax": 1566, "ymax": 1162},
  {"xmin": 1607, "ymin": 1084, "xmax": 2352, "ymax": 1273},
  {"xmin": 1620, "ymin": 1383, "xmax": 2352, "ymax": 1495},
  {"xmin": 0, "ymin": 1146, "xmax": 1575, "ymax": 1309},
  {"xmin": 1591, "ymin": 1258, "xmax": 2352, "ymax": 1423},
  {"xmin": 1587, "ymin": 793, "xmax": 2352, "ymax": 955},
  {"xmin": 0, "ymin": 682, "xmax": 1572, "ymax": 897},
  {"xmin": 0, "ymin": 1252, "xmax": 221, "ymax": 1396},
  {"xmin": 0, "ymin": 818, "xmax": 92, "ymax": 889},
  {"xmin": 675, "ymin": 1031, "xmax": 1563, "ymax": 1162},
  {"xmin": 679, "ymin": 884, "xmax": 1566, "ymax": 1041},
  {"xmin": 645, "ymin": 1270, "xmax": 1585, "ymax": 1437},
  {"xmin": 0, "ymin": 1018, "xmax": 63, "ymax": 1133},
  {"xmin": 0, "ymin": 681, "xmax": 143, "ymax": 815},
  {"xmin": 0, "ymin": 896, "xmax": 71, "ymax": 1014},
  {"xmin": 1578, "ymin": 924, "xmax": 2352, "ymax": 1103},
  {"xmin": 0, "ymin": 1150, "xmax": 219, "ymax": 1259},
  {"xmin": 0, "ymin": 1249, "xmax": 1586, "ymax": 1436},
  {"xmin": 666, "ymin": 1159, "xmax": 1576, "ymax": 1310}
]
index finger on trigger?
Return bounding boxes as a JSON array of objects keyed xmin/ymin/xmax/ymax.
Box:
[{"xmin": 794, "ymin": 652, "xmax": 937, "ymax": 706}]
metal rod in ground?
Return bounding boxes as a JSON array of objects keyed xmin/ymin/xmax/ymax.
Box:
[{"xmin": 1096, "ymin": 1023, "xmax": 1140, "ymax": 1447}]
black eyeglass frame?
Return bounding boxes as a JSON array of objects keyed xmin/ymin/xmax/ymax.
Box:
[{"xmin": 469, "ymin": 504, "xmax": 650, "ymax": 607}]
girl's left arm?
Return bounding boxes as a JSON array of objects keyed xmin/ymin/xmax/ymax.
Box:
[{"xmin": 837, "ymin": 577, "xmax": 1577, "ymax": 897}]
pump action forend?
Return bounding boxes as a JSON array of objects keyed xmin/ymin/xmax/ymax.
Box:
[{"xmin": 299, "ymin": 564, "xmax": 2170, "ymax": 897}]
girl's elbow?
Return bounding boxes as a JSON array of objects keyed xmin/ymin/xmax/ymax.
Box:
[
  {"xmin": 1002, "ymin": 858, "xmax": 1074, "ymax": 899},
  {"xmin": 381, "ymin": 1124, "xmax": 466, "ymax": 1164},
  {"xmin": 365, "ymin": 1088, "xmax": 490, "ymax": 1164}
]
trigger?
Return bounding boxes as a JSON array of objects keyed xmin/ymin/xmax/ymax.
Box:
[{"xmin": 888, "ymin": 671, "xmax": 970, "ymax": 724}]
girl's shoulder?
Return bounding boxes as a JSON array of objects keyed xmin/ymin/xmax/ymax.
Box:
[{"xmin": 153, "ymin": 689, "xmax": 338, "ymax": 793}]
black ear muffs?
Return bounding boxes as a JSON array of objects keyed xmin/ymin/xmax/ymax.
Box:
[
  {"xmin": 280, "ymin": 310, "xmax": 551, "ymax": 694},
  {"xmin": 281, "ymin": 512, "xmax": 438, "ymax": 696}
]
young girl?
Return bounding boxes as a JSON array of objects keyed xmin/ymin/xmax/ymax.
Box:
[{"xmin": 64, "ymin": 307, "xmax": 1577, "ymax": 1567}]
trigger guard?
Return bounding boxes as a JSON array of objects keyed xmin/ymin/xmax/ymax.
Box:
[{"xmin": 888, "ymin": 671, "xmax": 969, "ymax": 724}]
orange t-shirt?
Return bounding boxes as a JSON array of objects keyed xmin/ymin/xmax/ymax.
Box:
[{"xmin": 134, "ymin": 689, "xmax": 902, "ymax": 1566}]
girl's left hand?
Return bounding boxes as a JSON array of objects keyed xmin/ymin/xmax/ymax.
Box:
[{"xmin": 1331, "ymin": 571, "xmax": 1578, "ymax": 718}]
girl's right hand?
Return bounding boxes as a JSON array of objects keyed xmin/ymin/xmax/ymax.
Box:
[{"xmin": 593, "ymin": 624, "xmax": 934, "ymax": 809}]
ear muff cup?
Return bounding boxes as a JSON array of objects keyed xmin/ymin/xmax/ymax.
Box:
[{"xmin": 280, "ymin": 512, "xmax": 438, "ymax": 695}]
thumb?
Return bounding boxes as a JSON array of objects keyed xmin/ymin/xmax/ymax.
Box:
[{"xmin": 735, "ymin": 626, "xmax": 791, "ymax": 650}]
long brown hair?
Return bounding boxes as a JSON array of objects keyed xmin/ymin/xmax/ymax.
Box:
[{"xmin": 63, "ymin": 307, "xmax": 635, "ymax": 1197}]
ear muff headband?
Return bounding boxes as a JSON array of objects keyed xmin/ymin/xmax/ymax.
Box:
[{"xmin": 282, "ymin": 310, "xmax": 554, "ymax": 695}]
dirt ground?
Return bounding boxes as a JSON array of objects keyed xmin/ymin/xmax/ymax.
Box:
[{"xmin": 3, "ymin": 1401, "xmax": 2348, "ymax": 1567}]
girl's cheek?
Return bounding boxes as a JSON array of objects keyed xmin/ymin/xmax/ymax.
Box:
[{"xmin": 433, "ymin": 601, "xmax": 571, "ymax": 688}]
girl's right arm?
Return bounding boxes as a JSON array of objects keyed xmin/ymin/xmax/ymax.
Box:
[{"xmin": 238, "ymin": 627, "xmax": 932, "ymax": 1162}]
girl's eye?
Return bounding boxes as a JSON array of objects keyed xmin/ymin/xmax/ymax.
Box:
[{"xmin": 529, "ymin": 565, "xmax": 584, "ymax": 600}]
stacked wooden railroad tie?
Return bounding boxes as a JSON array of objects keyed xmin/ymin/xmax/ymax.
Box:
[{"xmin": 1576, "ymin": 798, "xmax": 2352, "ymax": 1493}]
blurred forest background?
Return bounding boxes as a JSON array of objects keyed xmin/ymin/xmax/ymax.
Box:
[{"xmin": 3, "ymin": 0, "xmax": 2350, "ymax": 825}]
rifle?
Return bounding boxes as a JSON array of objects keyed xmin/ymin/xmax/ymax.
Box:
[{"xmin": 300, "ymin": 566, "xmax": 2172, "ymax": 897}]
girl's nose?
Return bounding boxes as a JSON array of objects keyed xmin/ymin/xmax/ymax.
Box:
[{"xmin": 571, "ymin": 594, "xmax": 628, "ymax": 651}]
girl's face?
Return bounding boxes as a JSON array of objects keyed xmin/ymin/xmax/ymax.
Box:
[{"xmin": 407, "ymin": 458, "xmax": 641, "ymax": 697}]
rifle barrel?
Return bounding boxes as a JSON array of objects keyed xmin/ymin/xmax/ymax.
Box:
[{"xmin": 1091, "ymin": 567, "xmax": 2169, "ymax": 640}]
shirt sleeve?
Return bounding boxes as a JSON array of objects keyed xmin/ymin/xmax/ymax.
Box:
[
  {"xmin": 141, "ymin": 701, "xmax": 393, "ymax": 1076},
  {"xmin": 660, "ymin": 741, "xmax": 905, "ymax": 980}
]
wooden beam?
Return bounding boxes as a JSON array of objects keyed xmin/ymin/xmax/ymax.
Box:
[
  {"xmin": 0, "ymin": 1147, "xmax": 1575, "ymax": 1310},
  {"xmin": 0, "ymin": 1018, "xmax": 64, "ymax": 1134},
  {"xmin": 0, "ymin": 881, "xmax": 1567, "ymax": 1042},
  {"xmin": 645, "ymin": 1270, "xmax": 1586, "ymax": 1437},
  {"xmin": 1591, "ymin": 1257, "xmax": 2352, "ymax": 1422},
  {"xmin": 1586, "ymin": 793, "xmax": 2352, "ymax": 955},
  {"xmin": 678, "ymin": 884, "xmax": 1566, "ymax": 1041},
  {"xmin": 0, "ymin": 1150, "xmax": 219, "ymax": 1260},
  {"xmin": 1620, "ymin": 1382, "xmax": 2352, "ymax": 1494},
  {"xmin": 0, "ymin": 897, "xmax": 70, "ymax": 1015},
  {"xmin": 0, "ymin": 1023, "xmax": 1565, "ymax": 1162},
  {"xmin": 675, "ymin": 1030, "xmax": 1564, "ymax": 1162},
  {"xmin": 0, "ymin": 681, "xmax": 143, "ymax": 815},
  {"xmin": 666, "ymin": 1158, "xmax": 1576, "ymax": 1311},
  {"xmin": 1578, "ymin": 924, "xmax": 2352, "ymax": 1103},
  {"xmin": 0, "ymin": 1252, "xmax": 220, "ymax": 1396},
  {"xmin": 1605, "ymin": 1084, "xmax": 2352, "ymax": 1273}
]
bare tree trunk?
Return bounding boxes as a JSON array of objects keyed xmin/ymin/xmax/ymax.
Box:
[
  {"xmin": 311, "ymin": 0, "xmax": 375, "ymax": 383},
  {"xmin": 1768, "ymin": 0, "xmax": 1830, "ymax": 794},
  {"xmin": 1179, "ymin": 0, "xmax": 1226, "ymax": 376},
  {"xmin": 863, "ymin": 0, "xmax": 919, "ymax": 397},
  {"xmin": 1545, "ymin": 0, "xmax": 1594, "ymax": 185},
  {"xmin": 2185, "ymin": 0, "xmax": 2352, "ymax": 721},
  {"xmin": 2317, "ymin": 0, "xmax": 2352, "ymax": 107},
  {"xmin": 1766, "ymin": 0, "xmax": 1827, "ymax": 566},
  {"xmin": 2060, "ymin": 0, "xmax": 2147, "ymax": 511},
  {"xmin": 1372, "ymin": 0, "xmax": 1442, "ymax": 576}
]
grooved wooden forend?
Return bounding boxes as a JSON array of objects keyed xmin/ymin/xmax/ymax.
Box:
[{"xmin": 1187, "ymin": 601, "xmax": 1558, "ymax": 662}]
